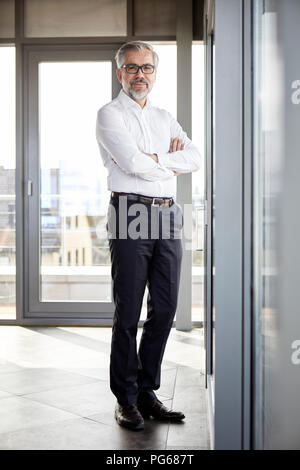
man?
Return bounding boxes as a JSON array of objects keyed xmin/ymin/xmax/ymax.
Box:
[{"xmin": 96, "ymin": 41, "xmax": 201, "ymax": 431}]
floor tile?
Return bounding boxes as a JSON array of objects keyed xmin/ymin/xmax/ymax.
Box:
[
  {"xmin": 0, "ymin": 417, "xmax": 124, "ymax": 450},
  {"xmin": 171, "ymin": 384, "xmax": 207, "ymax": 414},
  {"xmin": 61, "ymin": 367, "xmax": 109, "ymax": 381},
  {"xmin": 87, "ymin": 414, "xmax": 169, "ymax": 450},
  {"xmin": 167, "ymin": 411, "xmax": 209, "ymax": 448},
  {"xmin": 0, "ymin": 396, "xmax": 76, "ymax": 435},
  {"xmin": 156, "ymin": 368, "xmax": 177, "ymax": 399},
  {"xmin": 0, "ymin": 368, "xmax": 98, "ymax": 396},
  {"xmin": 24, "ymin": 381, "xmax": 114, "ymax": 417},
  {"xmin": 175, "ymin": 365, "xmax": 205, "ymax": 388}
]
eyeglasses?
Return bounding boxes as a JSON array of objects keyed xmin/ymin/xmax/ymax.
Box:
[{"xmin": 120, "ymin": 63, "xmax": 155, "ymax": 74}]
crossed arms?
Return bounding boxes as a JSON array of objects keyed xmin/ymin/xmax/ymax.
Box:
[{"xmin": 96, "ymin": 107, "xmax": 201, "ymax": 182}]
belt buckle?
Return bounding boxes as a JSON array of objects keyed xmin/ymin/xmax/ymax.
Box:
[{"xmin": 151, "ymin": 197, "xmax": 161, "ymax": 207}]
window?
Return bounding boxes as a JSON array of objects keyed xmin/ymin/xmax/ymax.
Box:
[{"xmin": 0, "ymin": 46, "xmax": 16, "ymax": 320}]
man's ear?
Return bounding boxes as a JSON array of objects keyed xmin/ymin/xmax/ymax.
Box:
[{"xmin": 116, "ymin": 68, "xmax": 122, "ymax": 84}]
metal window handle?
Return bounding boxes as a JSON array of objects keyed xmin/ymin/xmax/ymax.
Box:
[
  {"xmin": 204, "ymin": 199, "xmax": 208, "ymax": 226},
  {"xmin": 195, "ymin": 207, "xmax": 201, "ymax": 251},
  {"xmin": 195, "ymin": 200, "xmax": 208, "ymax": 251},
  {"xmin": 27, "ymin": 180, "xmax": 33, "ymax": 196},
  {"xmin": 195, "ymin": 205, "xmax": 203, "ymax": 251}
]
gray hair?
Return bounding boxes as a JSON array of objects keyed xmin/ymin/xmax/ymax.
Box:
[{"xmin": 115, "ymin": 41, "xmax": 159, "ymax": 69}]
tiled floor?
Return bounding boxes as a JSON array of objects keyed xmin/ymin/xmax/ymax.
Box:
[{"xmin": 0, "ymin": 326, "xmax": 210, "ymax": 450}]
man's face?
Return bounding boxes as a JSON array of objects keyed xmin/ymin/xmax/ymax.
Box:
[{"xmin": 116, "ymin": 48, "xmax": 156, "ymax": 101}]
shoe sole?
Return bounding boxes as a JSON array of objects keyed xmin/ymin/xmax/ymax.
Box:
[
  {"xmin": 138, "ymin": 406, "xmax": 185, "ymax": 422},
  {"xmin": 151, "ymin": 415, "xmax": 185, "ymax": 422}
]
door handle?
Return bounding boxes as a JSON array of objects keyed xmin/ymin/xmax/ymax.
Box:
[
  {"xmin": 195, "ymin": 200, "xmax": 208, "ymax": 251},
  {"xmin": 27, "ymin": 180, "xmax": 33, "ymax": 196},
  {"xmin": 195, "ymin": 204, "xmax": 204, "ymax": 251}
]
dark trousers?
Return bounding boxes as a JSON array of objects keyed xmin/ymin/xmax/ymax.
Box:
[{"xmin": 107, "ymin": 195, "xmax": 183, "ymax": 406}]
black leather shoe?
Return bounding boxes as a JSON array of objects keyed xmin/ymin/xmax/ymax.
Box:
[
  {"xmin": 137, "ymin": 398, "xmax": 185, "ymax": 422},
  {"xmin": 114, "ymin": 402, "xmax": 144, "ymax": 431}
]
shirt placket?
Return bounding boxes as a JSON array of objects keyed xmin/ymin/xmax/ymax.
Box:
[
  {"xmin": 135, "ymin": 107, "xmax": 164, "ymax": 197},
  {"xmin": 140, "ymin": 109, "xmax": 151, "ymax": 153},
  {"xmin": 145, "ymin": 109, "xmax": 164, "ymax": 194}
]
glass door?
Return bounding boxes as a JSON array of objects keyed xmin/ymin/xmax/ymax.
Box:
[
  {"xmin": 192, "ymin": 42, "xmax": 205, "ymax": 327},
  {"xmin": 24, "ymin": 46, "xmax": 120, "ymax": 322}
]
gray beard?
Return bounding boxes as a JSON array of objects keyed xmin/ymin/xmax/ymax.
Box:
[{"xmin": 129, "ymin": 87, "xmax": 150, "ymax": 100}]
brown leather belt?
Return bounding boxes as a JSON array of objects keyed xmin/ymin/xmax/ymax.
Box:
[{"xmin": 111, "ymin": 191, "xmax": 174, "ymax": 207}]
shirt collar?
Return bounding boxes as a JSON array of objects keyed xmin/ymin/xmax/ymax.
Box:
[{"xmin": 118, "ymin": 89, "xmax": 152, "ymax": 111}]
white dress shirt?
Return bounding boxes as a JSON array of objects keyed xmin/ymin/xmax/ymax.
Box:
[{"xmin": 96, "ymin": 89, "xmax": 201, "ymax": 198}]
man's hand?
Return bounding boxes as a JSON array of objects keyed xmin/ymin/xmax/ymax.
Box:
[
  {"xmin": 169, "ymin": 137, "xmax": 184, "ymax": 153},
  {"xmin": 169, "ymin": 138, "xmax": 183, "ymax": 176}
]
